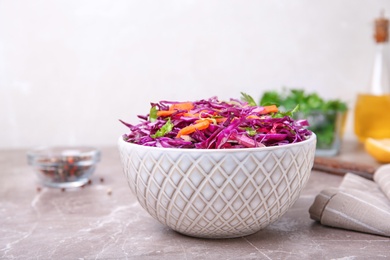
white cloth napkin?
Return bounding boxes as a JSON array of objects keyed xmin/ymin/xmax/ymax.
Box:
[{"xmin": 309, "ymin": 164, "xmax": 390, "ymax": 237}]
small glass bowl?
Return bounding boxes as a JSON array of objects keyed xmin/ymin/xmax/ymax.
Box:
[
  {"xmin": 27, "ymin": 146, "xmax": 101, "ymax": 188},
  {"xmin": 296, "ymin": 110, "xmax": 347, "ymax": 157}
]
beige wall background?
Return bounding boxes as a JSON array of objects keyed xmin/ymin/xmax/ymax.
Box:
[{"xmin": 1, "ymin": 0, "xmax": 390, "ymax": 149}]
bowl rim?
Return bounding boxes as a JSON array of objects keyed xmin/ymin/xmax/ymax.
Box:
[{"xmin": 118, "ymin": 132, "xmax": 316, "ymax": 153}]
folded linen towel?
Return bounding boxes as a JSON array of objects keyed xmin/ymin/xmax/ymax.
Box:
[{"xmin": 309, "ymin": 164, "xmax": 390, "ymax": 237}]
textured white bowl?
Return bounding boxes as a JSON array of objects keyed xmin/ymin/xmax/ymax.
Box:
[{"xmin": 118, "ymin": 133, "xmax": 316, "ymax": 239}]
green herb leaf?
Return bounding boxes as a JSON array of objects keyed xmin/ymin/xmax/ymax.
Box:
[
  {"xmin": 272, "ymin": 104, "xmax": 299, "ymax": 118},
  {"xmin": 259, "ymin": 91, "xmax": 282, "ymax": 107},
  {"xmin": 241, "ymin": 92, "xmax": 257, "ymax": 106},
  {"xmin": 149, "ymin": 106, "xmax": 158, "ymax": 122},
  {"xmin": 244, "ymin": 127, "xmax": 257, "ymax": 136},
  {"xmin": 264, "ymin": 88, "xmax": 348, "ymax": 113},
  {"xmin": 151, "ymin": 118, "xmax": 173, "ymax": 138}
]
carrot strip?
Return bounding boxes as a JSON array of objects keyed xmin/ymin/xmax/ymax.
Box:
[
  {"xmin": 169, "ymin": 102, "xmax": 194, "ymax": 111},
  {"xmin": 247, "ymin": 115, "xmax": 260, "ymax": 120},
  {"xmin": 195, "ymin": 117, "xmax": 226, "ymax": 124},
  {"xmin": 260, "ymin": 105, "xmax": 278, "ymax": 115},
  {"xmin": 157, "ymin": 110, "xmax": 176, "ymax": 117},
  {"xmin": 158, "ymin": 102, "xmax": 194, "ymax": 117},
  {"xmin": 176, "ymin": 120, "xmax": 210, "ymax": 138},
  {"xmin": 195, "ymin": 118, "xmax": 211, "ymax": 124},
  {"xmin": 182, "ymin": 113, "xmax": 199, "ymax": 118}
]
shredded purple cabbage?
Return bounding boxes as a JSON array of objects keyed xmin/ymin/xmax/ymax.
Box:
[{"xmin": 120, "ymin": 96, "xmax": 312, "ymax": 149}]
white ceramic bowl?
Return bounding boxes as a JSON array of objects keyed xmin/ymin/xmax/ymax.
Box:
[{"xmin": 118, "ymin": 133, "xmax": 316, "ymax": 239}]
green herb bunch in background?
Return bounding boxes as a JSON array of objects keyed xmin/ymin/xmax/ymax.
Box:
[{"xmin": 259, "ymin": 89, "xmax": 348, "ymax": 150}]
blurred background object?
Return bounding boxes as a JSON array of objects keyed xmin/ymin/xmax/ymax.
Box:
[
  {"xmin": 1, "ymin": 1, "xmax": 390, "ymax": 149},
  {"xmin": 27, "ymin": 146, "xmax": 100, "ymax": 188},
  {"xmin": 354, "ymin": 11, "xmax": 390, "ymax": 142},
  {"xmin": 260, "ymin": 88, "xmax": 348, "ymax": 156}
]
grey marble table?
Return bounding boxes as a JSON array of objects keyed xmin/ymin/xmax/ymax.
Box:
[{"xmin": 1, "ymin": 141, "xmax": 389, "ymax": 259}]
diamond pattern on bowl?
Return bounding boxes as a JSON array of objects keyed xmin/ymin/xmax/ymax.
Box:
[{"xmin": 119, "ymin": 134, "xmax": 316, "ymax": 238}]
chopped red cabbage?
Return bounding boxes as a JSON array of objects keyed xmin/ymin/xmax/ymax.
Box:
[{"xmin": 120, "ymin": 96, "xmax": 312, "ymax": 149}]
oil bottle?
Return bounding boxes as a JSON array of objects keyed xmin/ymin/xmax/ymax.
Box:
[{"xmin": 354, "ymin": 12, "xmax": 390, "ymax": 142}]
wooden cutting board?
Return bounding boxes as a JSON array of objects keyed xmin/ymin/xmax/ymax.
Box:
[{"xmin": 313, "ymin": 157, "xmax": 377, "ymax": 180}]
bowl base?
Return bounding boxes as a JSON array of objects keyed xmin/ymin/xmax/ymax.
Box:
[
  {"xmin": 173, "ymin": 229, "xmax": 261, "ymax": 239},
  {"xmin": 39, "ymin": 178, "xmax": 90, "ymax": 189}
]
